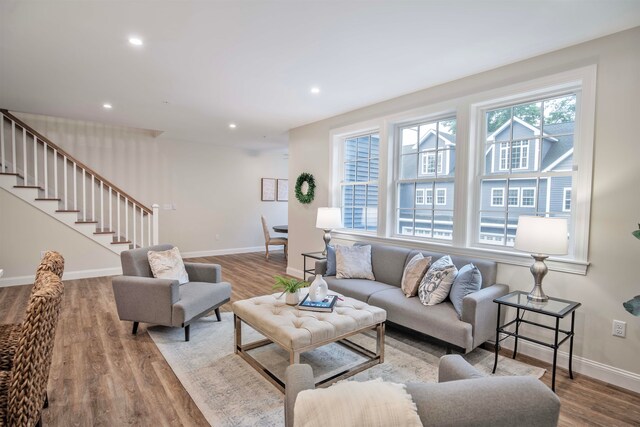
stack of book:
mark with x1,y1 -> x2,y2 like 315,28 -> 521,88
297,294 -> 339,312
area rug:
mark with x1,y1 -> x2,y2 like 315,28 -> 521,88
148,312 -> 545,427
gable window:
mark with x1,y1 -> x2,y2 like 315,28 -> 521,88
491,188 -> 504,207
341,132 -> 379,231
396,117 -> 455,240
563,187 -> 572,212
521,187 -> 536,207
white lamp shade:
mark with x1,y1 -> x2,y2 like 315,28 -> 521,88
316,207 -> 342,229
514,216 -> 568,255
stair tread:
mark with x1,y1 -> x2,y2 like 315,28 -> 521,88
76,221 -> 98,224
56,209 -> 80,213
111,240 -> 132,245
35,198 -> 61,201
0,172 -> 23,178
94,229 -> 115,234
14,185 -> 44,190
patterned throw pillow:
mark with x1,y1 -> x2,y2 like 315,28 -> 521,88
418,255 -> 458,306
147,247 -> 189,285
401,253 -> 432,297
335,245 -> 375,280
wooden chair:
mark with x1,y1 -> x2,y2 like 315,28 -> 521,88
261,216 -> 288,260
0,271 -> 65,426
0,251 -> 64,371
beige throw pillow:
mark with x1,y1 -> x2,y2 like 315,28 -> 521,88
401,253 -> 432,297
418,255 -> 458,306
147,247 -> 189,285
294,378 -> 422,427
335,245 -> 375,280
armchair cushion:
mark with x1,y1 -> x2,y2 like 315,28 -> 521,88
148,247 -> 189,285
171,281 -> 232,326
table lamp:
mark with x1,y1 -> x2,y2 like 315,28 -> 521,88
316,207 -> 342,256
514,216 -> 568,302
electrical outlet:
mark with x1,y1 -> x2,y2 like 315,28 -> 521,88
612,320 -> 626,338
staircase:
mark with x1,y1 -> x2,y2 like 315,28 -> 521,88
0,109 -> 158,254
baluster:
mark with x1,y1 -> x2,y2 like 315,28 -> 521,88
53,149 -> 58,199
82,169 -> 86,220
63,156 -> 68,210
140,207 -> 144,248
73,162 -> 77,211
91,174 -> 95,221
0,113 -> 5,172
100,181 -> 104,229
22,128 -> 27,184
33,135 -> 38,187
109,187 -> 113,232
152,204 -> 159,245
43,143 -> 48,198
11,121 -> 16,174
125,197 -> 129,242
147,212 -> 151,247
117,193 -> 121,241
133,203 -> 137,248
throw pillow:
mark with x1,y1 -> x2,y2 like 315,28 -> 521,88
294,378 -> 422,427
401,253 -> 432,298
325,245 -> 336,276
335,245 -> 375,280
418,255 -> 458,306
147,247 -> 189,285
449,263 -> 482,318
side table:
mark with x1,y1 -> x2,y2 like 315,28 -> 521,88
301,251 -> 326,281
492,291 -> 581,392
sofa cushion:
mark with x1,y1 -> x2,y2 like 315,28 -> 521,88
325,245 -> 336,276
407,249 -> 497,288
369,288 -> 473,350
172,281 -> 231,326
401,254 -> 432,298
449,264 -> 482,318
325,277 -> 396,303
336,245 -> 375,280
356,242 -> 413,287
418,256 -> 458,306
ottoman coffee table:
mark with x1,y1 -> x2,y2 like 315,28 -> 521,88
232,292 -> 386,392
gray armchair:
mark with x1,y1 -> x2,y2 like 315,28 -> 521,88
285,355 -> 560,427
112,244 -> 232,341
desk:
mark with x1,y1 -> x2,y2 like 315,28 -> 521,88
492,291 -> 581,392
301,251 -> 326,280
272,225 -> 288,233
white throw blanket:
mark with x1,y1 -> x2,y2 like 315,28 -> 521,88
294,378 -> 423,427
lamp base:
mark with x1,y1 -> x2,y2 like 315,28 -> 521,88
527,254 -> 550,302
322,229 -> 331,256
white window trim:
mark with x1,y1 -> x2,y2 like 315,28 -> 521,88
435,188 -> 447,205
416,188 -> 425,205
512,140 -> 530,170
425,188 -> 433,205
563,187 -> 572,212
491,187 -> 505,207
520,187 -> 536,207
328,65 -> 595,275
507,187 -> 520,207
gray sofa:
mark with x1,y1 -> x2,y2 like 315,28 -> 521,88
285,355 -> 560,427
112,244 -> 232,341
316,242 -> 509,353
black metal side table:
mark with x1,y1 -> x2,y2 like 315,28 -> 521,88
301,251 -> 326,281
492,291 -> 581,392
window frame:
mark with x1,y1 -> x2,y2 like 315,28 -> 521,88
491,188 -> 505,207
521,187 -> 536,207
435,188 -> 447,206
563,187 -> 572,212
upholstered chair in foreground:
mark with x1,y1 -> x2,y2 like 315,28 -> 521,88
0,251 -> 65,371
112,244 -> 232,341
261,216 -> 288,260
285,354 -> 561,427
0,271 -> 65,427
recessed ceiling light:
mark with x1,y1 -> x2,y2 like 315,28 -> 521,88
103,103 -> 112,109
310,87 -> 320,94
229,123 -> 237,129
128,37 -> 143,46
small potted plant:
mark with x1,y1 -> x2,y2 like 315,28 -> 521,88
273,275 -> 309,305
624,224 -> 640,316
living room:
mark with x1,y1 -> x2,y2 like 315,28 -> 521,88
1,1 -> 639,426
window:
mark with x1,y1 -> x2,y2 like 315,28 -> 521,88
396,117 -> 455,240
341,132 -> 379,231
479,92 -> 576,248
491,188 -> 504,207
563,187 -> 572,212
521,187 -> 536,207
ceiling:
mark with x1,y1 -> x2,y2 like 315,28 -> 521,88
1,1 -> 639,150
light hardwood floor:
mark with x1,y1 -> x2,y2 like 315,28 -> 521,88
1,251 -> 638,426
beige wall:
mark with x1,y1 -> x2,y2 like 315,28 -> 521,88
1,113 -> 288,280
288,28 -> 640,382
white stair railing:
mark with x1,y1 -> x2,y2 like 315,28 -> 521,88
0,109 -> 159,248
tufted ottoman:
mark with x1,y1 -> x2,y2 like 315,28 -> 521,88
232,292 -> 386,392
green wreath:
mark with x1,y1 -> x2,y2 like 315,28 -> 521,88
295,172 -> 316,204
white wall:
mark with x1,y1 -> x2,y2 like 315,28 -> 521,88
0,113 -> 288,281
288,27 -> 640,388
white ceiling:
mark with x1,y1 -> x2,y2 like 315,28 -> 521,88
1,1 -> 639,150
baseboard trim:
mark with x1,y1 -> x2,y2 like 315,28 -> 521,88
0,266 -> 122,287
181,246 -> 265,258
501,337 -> 640,394
286,267 -> 304,279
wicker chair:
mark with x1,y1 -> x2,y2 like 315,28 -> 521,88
0,271 -> 64,427
0,251 -> 64,371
